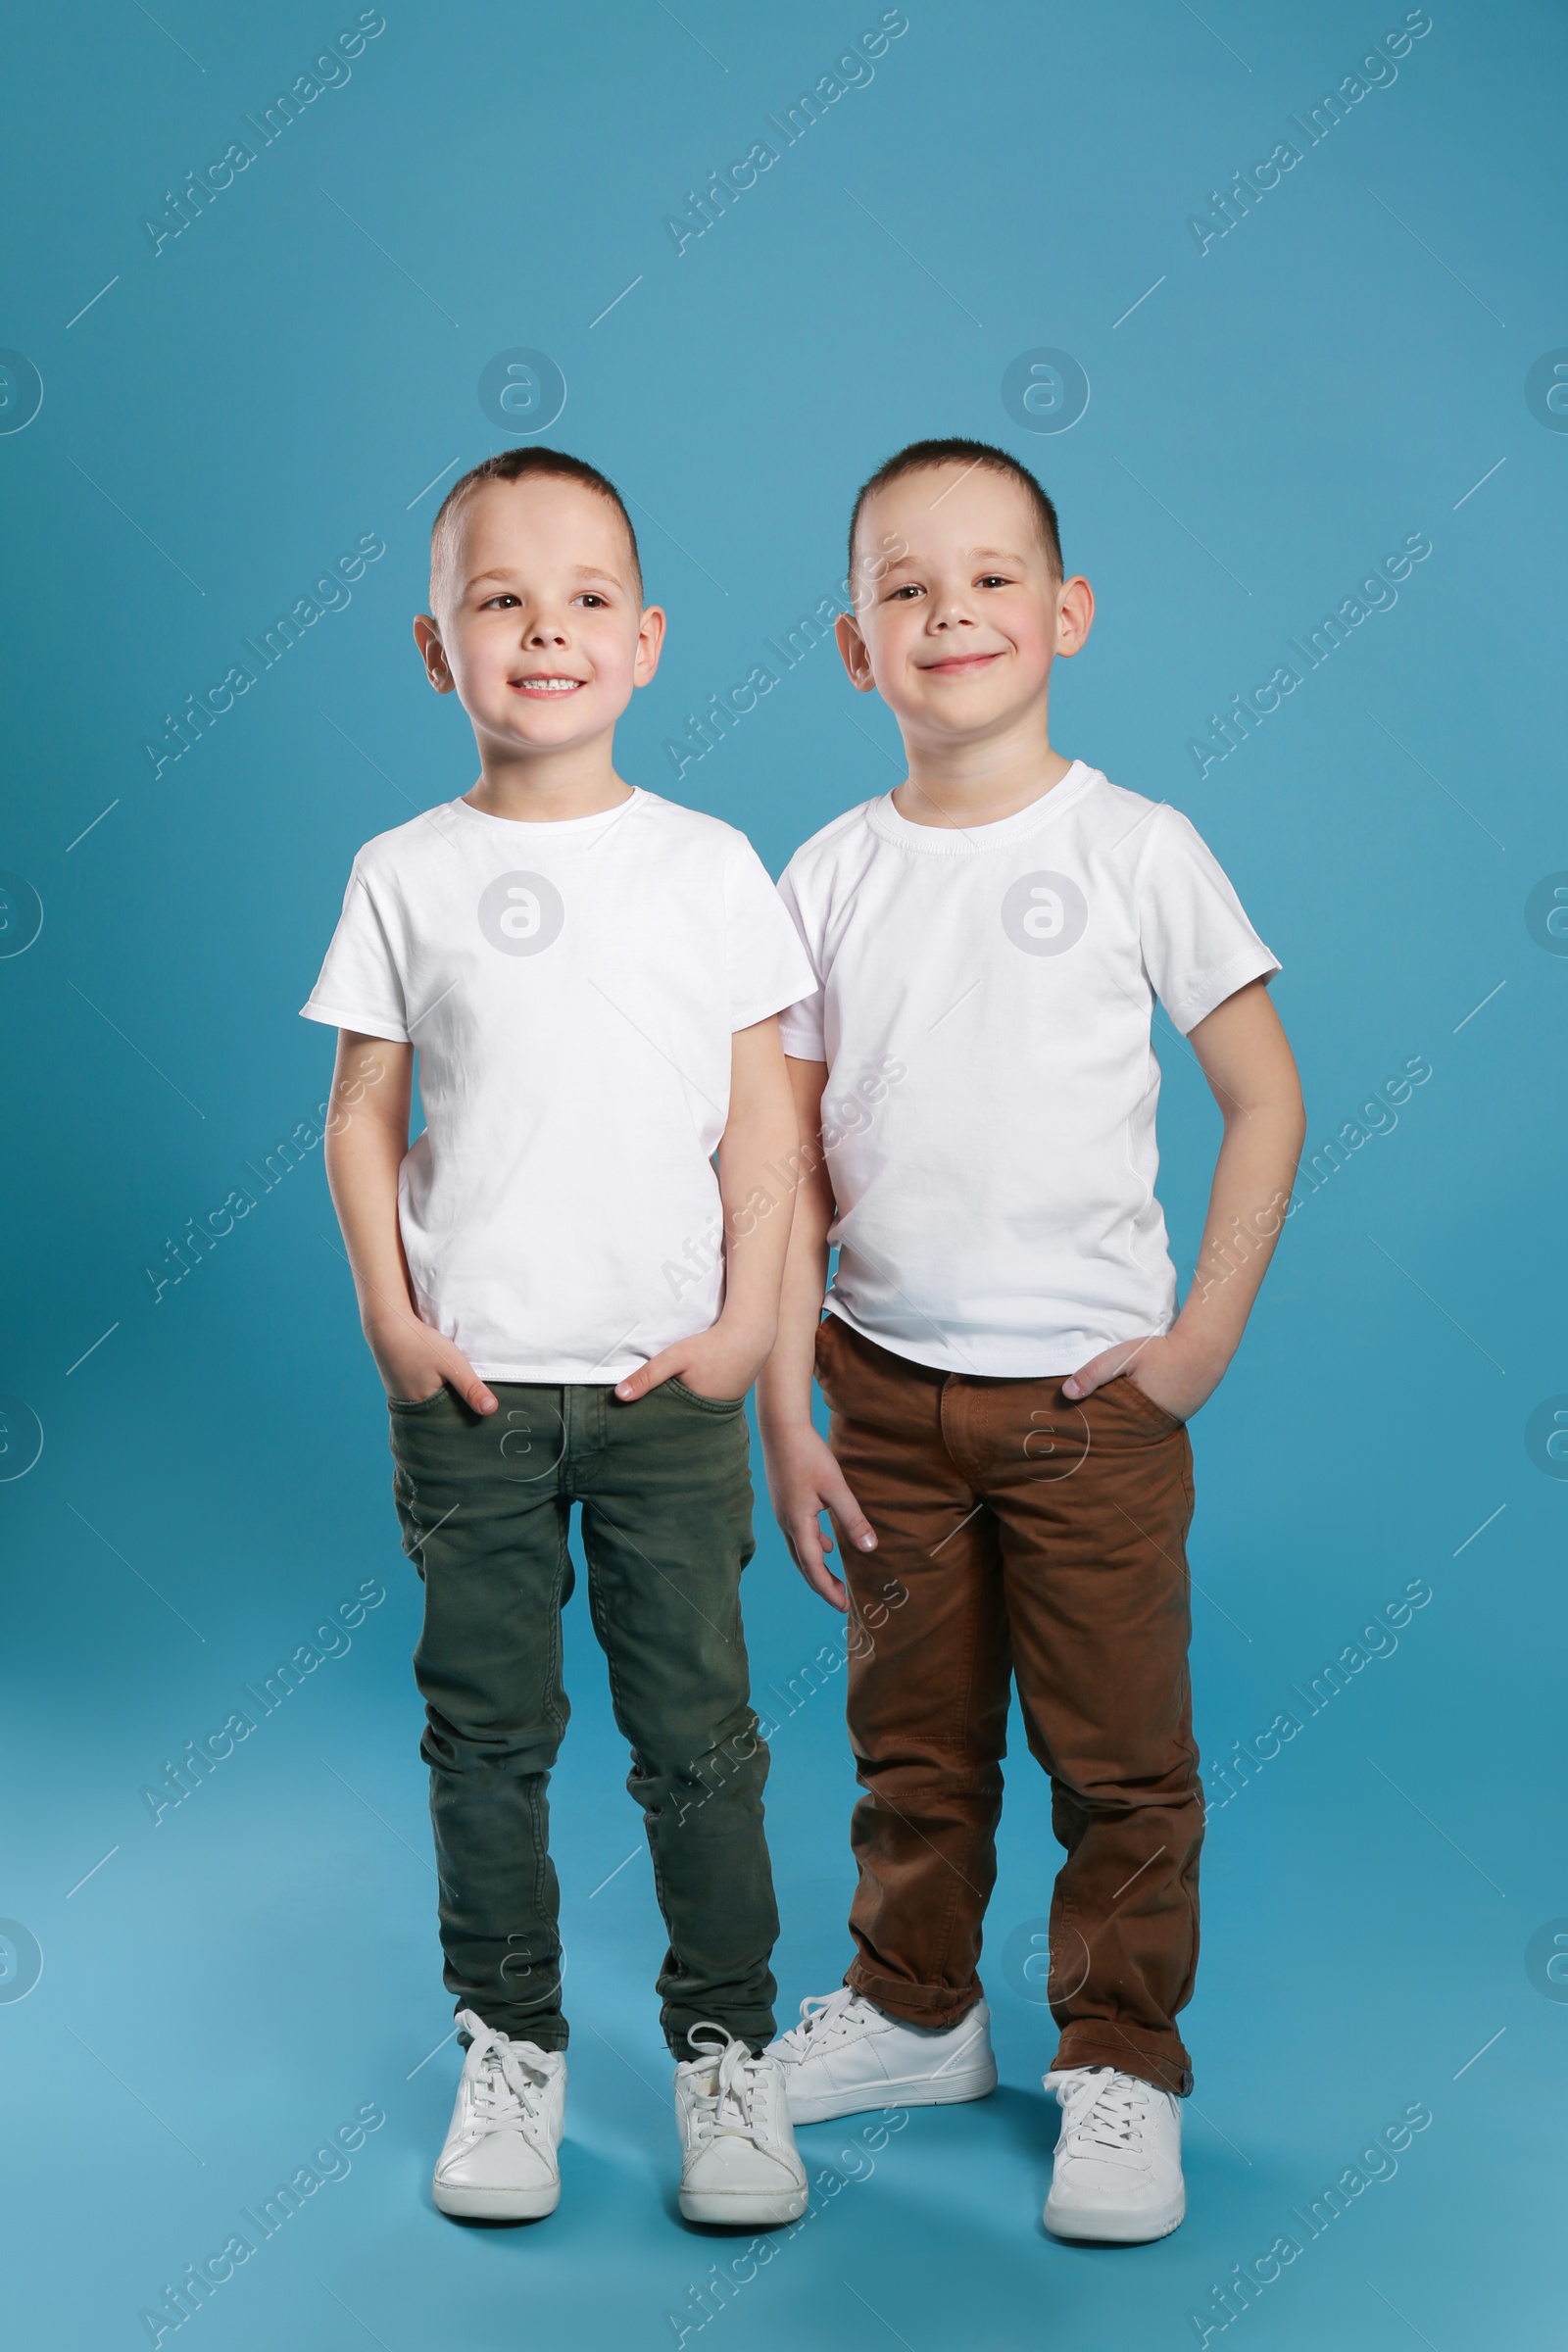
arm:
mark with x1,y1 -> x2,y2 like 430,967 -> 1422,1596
322,1028 -> 496,1413
613,1014 -> 801,1405
1065,977 -> 1306,1418
754,1055 -> 878,1611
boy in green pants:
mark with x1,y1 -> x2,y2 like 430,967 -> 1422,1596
306,447 -> 812,2227
760,438 -> 1305,2242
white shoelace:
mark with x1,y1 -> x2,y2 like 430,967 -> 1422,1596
684,2025 -> 775,2147
1047,2068 -> 1152,2159
772,1986 -> 866,2060
458,2011 -> 553,2142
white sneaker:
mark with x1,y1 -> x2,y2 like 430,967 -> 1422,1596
674,2025 -> 808,2226
767,1987 -> 998,2125
1041,2066 -> 1185,2242
431,2009 -> 566,2221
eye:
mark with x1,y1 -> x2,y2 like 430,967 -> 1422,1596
887,582 -> 924,601
977,573 -> 1011,589
574,592 -> 610,608
481,594 -> 520,610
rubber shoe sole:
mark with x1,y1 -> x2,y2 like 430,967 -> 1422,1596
678,2179 -> 808,2227
1043,2184 -> 1185,2244
432,2175 -> 561,2222
786,2048 -> 998,2127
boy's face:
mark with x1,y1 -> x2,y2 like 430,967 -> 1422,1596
415,476 -> 663,753
838,464 -> 1091,748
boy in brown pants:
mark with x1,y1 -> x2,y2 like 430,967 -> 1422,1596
759,438 -> 1304,2242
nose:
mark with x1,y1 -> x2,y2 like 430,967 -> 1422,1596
525,612 -> 569,646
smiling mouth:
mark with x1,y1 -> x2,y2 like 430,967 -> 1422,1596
511,675 -> 586,695
919,652 -> 1003,676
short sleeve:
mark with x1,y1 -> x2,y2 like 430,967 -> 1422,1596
299,861 -> 411,1042
725,836 -> 817,1032
774,861 -> 826,1060
1137,808 -> 1280,1036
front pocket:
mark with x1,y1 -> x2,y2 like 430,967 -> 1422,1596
665,1376 -> 748,1414
1113,1374 -> 1184,1432
387,1384 -> 448,1413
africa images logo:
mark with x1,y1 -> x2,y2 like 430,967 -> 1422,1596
477,871 -> 565,956
1001,871 -> 1089,956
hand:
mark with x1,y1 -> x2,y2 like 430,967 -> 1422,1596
1062,1331 -> 1222,1424
365,1308 -> 497,1415
612,1313 -> 774,1409
760,1420 -> 876,1612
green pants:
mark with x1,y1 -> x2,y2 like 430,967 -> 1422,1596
387,1377 -> 779,2056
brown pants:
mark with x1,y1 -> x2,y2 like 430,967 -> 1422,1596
816,1313 -> 1201,2096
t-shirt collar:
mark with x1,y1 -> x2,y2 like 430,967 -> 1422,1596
865,760 -> 1097,855
445,786 -> 648,839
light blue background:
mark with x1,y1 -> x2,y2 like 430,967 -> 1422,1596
2,3 -> 1563,2346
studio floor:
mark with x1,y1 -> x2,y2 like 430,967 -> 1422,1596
3,1342 -> 1558,2351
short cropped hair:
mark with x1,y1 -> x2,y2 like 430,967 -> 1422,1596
429,446 -> 643,609
847,436 -> 1063,586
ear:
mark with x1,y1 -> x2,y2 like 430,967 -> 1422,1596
413,613 -> 455,693
835,609 -> 875,693
1054,574 -> 1095,660
632,603 -> 667,687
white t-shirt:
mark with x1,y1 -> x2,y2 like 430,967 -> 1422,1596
302,789 -> 814,1382
776,761 -> 1280,1377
